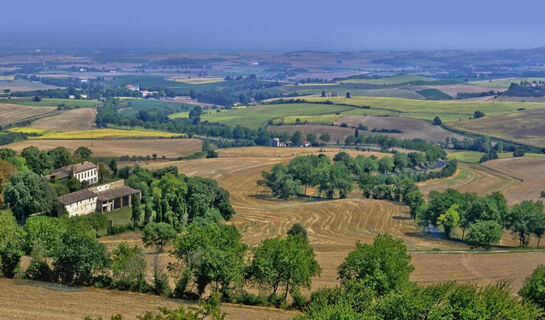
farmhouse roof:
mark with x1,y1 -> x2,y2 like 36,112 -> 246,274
52,161 -> 97,175
97,185 -> 139,202
58,189 -> 97,205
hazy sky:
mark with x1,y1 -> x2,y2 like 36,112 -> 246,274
2,0 -> 544,51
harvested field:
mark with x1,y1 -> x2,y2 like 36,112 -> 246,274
483,157 -> 545,205
28,108 -> 97,131
269,125 -> 353,143
0,279 -> 297,320
0,79 -> 61,92
333,115 -> 466,142
142,147 -> 544,291
30,128 -> 184,140
417,163 -> 520,201
0,103 -> 57,126
415,84 -> 500,98
6,138 -> 202,158
447,108 -> 545,148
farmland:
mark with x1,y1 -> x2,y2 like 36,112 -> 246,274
447,108 -> 545,147
305,96 -> 545,122
142,146 -> 545,292
0,103 -> 57,126
470,77 -> 545,89
173,77 -> 225,84
27,108 -> 97,131
6,138 -> 202,158
201,103 -> 355,129
28,128 -> 185,139
0,98 -> 99,108
0,279 -> 295,320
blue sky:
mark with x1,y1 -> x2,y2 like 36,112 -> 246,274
2,0 -> 544,51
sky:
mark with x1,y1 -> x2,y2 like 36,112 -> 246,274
1,0 -> 544,52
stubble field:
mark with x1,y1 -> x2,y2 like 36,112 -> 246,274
0,104 -> 57,126
28,108 -> 97,131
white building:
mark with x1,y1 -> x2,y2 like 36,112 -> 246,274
48,161 -> 98,185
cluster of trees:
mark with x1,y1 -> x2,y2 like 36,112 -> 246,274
258,154 -> 353,199
343,135 -> 446,161
418,189 -> 545,249
297,233 -> 545,319
504,81 -> 545,97
123,165 -> 234,232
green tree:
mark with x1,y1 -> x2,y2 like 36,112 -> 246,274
175,224 -> 247,297
109,159 -> 118,177
47,146 -> 72,169
464,220 -> 502,250
519,265 -> 545,309
142,222 -> 176,253
111,242 -> 148,291
378,157 -> 395,173
432,116 -> 442,125
338,234 -> 414,295
248,234 -> 320,300
73,146 -> 93,161
52,233 -> 110,285
258,164 -> 301,199
318,163 -> 353,199
319,132 -> 331,143
3,171 -> 57,222
291,131 -> 303,145
21,146 -> 52,174
393,153 -> 410,171
507,200 -> 544,247
0,210 -> 25,278
437,204 -> 460,239
287,223 -> 308,240
131,195 -> 142,229
404,191 -> 424,218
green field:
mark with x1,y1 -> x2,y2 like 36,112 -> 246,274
305,96 -> 545,122
416,88 -> 452,100
470,77 -> 545,89
339,74 -> 434,85
0,98 -> 100,108
272,114 -> 340,125
447,151 -> 485,163
201,103 -> 355,129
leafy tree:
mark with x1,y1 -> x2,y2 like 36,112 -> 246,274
378,157 -> 395,173
258,164 -> 301,199
319,132 -> 331,142
175,224 -> 247,297
291,131 -> 303,145
519,265 -> 545,309
47,146 -> 72,169
21,146 -> 52,174
437,204 -> 460,239
404,191 -> 424,218
111,242 -> 149,291
248,233 -> 320,300
67,176 -> 82,192
338,234 -> 414,295
393,153 -> 410,171
318,163 -> 353,199
0,210 -> 25,278
52,233 -> 110,285
432,116 -> 442,125
464,220 -> 502,250
73,146 -> 93,161
143,197 -> 153,226
3,171 -> 57,222
306,133 -> 317,145
513,149 -> 526,157
131,195 -> 142,229
507,200 -> 544,247
474,110 -> 485,118
109,159 -> 118,176
23,216 -> 67,255
142,222 -> 176,253
287,223 -> 308,240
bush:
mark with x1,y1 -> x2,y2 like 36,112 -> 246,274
519,265 -> 545,309
513,149 -> 526,157
234,292 -> 269,306
267,293 -> 286,308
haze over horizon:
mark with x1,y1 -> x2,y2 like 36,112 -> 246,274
2,0 -> 545,52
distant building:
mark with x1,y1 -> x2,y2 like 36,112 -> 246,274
57,179 -> 140,217
80,94 -> 88,99
47,161 -> 98,185
68,95 -> 75,99
126,84 -> 139,91
301,140 -> 311,147
269,137 -> 285,147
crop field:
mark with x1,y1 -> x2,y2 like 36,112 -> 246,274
28,128 -> 185,140
201,103 -> 355,129
470,77 -> 545,89
305,96 -> 545,122
0,79 -> 61,92
172,77 -> 225,84
272,114 -> 340,125
447,108 -> 545,148
0,98 -> 99,108
25,108 -> 97,131
0,279 -> 296,320
141,147 -> 544,292
416,88 -> 452,100
6,138 -> 202,158
419,84 -> 500,97
417,162 -> 520,201
0,103 -> 57,126
447,151 -> 485,163
168,111 -> 189,119
333,115 -> 466,142
483,157 -> 545,205
339,74 -> 434,85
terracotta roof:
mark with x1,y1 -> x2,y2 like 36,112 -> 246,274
51,161 -> 96,176
58,189 -> 97,205
97,185 -> 139,202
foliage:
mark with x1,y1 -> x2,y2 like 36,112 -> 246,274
437,204 -> 460,239
465,220 -> 503,250
506,200 -> 545,247
519,265 -> 545,309
0,210 -> 25,278
258,164 -> 301,199
142,222 -> 176,252
111,242 -> 150,292
174,224 -> 247,297
337,234 -> 414,295
3,171 -> 57,222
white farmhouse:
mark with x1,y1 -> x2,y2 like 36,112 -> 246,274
48,161 -> 98,185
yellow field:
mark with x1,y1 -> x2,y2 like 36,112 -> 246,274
168,111 -> 189,119
305,96 -> 545,122
8,127 -> 54,135
28,128 -> 186,140
0,75 -> 15,80
172,77 -> 225,84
